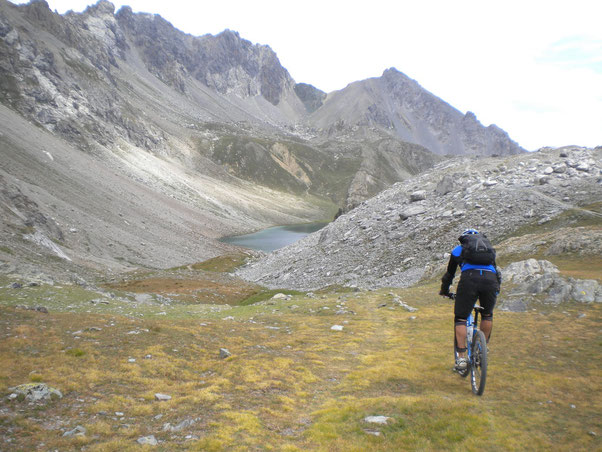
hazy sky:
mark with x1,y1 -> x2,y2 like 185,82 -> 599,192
8,0 -> 602,150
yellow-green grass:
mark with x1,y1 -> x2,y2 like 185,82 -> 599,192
173,253 -> 252,273
0,280 -> 600,451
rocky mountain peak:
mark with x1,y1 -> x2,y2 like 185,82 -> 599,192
308,65 -> 524,156
114,9 -> 295,105
83,0 -> 115,16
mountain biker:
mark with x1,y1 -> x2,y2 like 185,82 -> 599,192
439,229 -> 501,371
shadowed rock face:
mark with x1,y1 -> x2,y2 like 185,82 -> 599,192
294,83 -> 326,113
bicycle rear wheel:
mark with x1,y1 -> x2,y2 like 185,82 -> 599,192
471,330 -> 487,395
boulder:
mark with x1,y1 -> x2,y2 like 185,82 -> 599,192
8,383 -> 62,402
435,175 -> 454,195
503,259 -> 559,284
570,279 -> 600,303
398,205 -> 426,220
137,435 -> 158,446
409,190 -> 426,202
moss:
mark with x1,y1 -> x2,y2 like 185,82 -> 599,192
239,288 -> 304,306
65,348 -> 86,357
175,253 -> 251,273
0,246 -> 13,255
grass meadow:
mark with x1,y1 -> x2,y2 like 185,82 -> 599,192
0,260 -> 600,451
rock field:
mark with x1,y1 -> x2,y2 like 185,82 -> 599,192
237,146 -> 602,290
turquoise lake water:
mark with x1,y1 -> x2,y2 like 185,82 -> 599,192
220,222 -> 328,252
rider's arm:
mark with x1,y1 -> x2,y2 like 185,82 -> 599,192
440,251 -> 460,295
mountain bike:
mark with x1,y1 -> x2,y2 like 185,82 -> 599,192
448,293 -> 488,396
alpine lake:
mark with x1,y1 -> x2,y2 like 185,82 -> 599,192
220,222 -> 328,252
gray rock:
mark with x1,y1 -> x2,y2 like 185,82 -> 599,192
504,259 -> 559,284
499,298 -> 529,312
137,435 -> 158,446
8,383 -> 63,402
219,348 -> 231,359
435,175 -> 454,195
410,190 -> 426,202
163,418 -> 197,432
364,415 -> 391,424
571,280 -> 599,303
545,279 -> 573,304
63,425 -> 86,437
154,393 -> 172,401
399,204 -> 426,220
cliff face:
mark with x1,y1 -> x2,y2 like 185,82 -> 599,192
115,7 -> 297,107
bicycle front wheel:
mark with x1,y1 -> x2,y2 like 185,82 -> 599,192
471,330 -> 487,395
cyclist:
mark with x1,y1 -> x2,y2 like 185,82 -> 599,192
439,229 -> 501,371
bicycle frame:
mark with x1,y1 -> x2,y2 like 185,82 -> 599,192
465,308 -> 480,362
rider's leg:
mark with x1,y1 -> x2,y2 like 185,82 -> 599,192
480,318 -> 492,342
455,323 -> 467,357
479,272 -> 498,343
455,271 -> 478,359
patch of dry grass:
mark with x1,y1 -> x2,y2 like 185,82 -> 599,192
0,278 -> 600,450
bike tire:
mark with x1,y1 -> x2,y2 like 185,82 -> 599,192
471,330 -> 487,395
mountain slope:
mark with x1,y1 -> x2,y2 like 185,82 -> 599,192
309,68 -> 524,156
237,146 -> 602,290
0,0 -> 527,278
0,104 -> 332,279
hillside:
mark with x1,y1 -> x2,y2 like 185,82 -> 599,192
237,146 -> 602,290
0,0 -> 527,280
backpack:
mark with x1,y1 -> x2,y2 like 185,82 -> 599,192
460,234 -> 496,265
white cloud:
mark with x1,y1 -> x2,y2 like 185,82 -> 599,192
7,0 -> 602,149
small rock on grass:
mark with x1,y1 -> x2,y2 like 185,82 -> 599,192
154,393 -> 171,401
63,425 -> 86,437
364,415 -> 391,425
219,348 -> 232,359
137,435 -> 158,445
8,383 -> 62,402
330,325 -> 344,331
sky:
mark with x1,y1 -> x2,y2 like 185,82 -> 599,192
8,0 -> 602,150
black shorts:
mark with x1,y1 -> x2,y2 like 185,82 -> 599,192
454,269 -> 499,320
